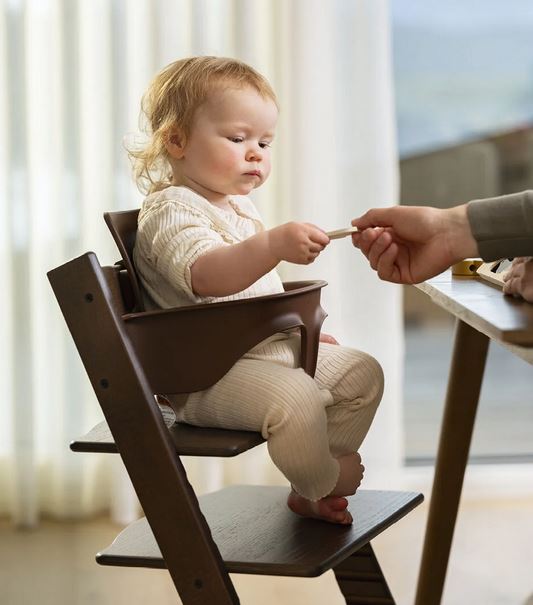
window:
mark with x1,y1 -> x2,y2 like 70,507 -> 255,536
392,0 -> 533,464
392,0 -> 533,156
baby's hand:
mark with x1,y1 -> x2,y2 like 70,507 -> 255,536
267,222 -> 330,265
320,332 -> 339,345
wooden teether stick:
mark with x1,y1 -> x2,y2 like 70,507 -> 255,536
326,226 -> 359,240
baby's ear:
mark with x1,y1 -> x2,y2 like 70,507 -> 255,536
165,129 -> 186,159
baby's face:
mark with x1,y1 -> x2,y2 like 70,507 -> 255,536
176,86 -> 278,204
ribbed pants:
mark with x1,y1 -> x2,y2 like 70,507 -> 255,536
175,334 -> 384,501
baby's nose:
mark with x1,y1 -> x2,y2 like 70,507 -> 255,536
246,146 -> 262,161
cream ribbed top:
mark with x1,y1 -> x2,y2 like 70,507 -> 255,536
133,186 -> 285,309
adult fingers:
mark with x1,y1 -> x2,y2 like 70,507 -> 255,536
503,262 -> 525,283
367,231 -> 394,270
376,242 -> 400,282
351,231 -> 362,248
354,227 -> 384,258
524,259 -> 533,280
503,276 -> 523,298
352,230 -> 379,250
351,208 -> 394,230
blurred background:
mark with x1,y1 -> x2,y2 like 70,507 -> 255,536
1,1 -> 532,604
394,0 -> 533,468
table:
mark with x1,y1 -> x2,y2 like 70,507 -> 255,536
413,271 -> 533,605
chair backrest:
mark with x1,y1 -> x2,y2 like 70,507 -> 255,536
104,209 -> 144,311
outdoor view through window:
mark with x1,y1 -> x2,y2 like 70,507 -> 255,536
392,0 -> 533,464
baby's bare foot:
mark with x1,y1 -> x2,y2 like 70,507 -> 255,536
287,490 -> 353,525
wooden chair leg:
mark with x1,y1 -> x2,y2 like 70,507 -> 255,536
414,320 -> 489,605
333,543 -> 395,605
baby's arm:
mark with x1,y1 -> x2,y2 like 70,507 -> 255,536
191,222 -> 329,297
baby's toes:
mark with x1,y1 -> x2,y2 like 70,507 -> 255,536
325,496 -> 349,511
336,509 -> 353,525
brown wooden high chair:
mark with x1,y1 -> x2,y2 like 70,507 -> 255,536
47,209 -> 423,605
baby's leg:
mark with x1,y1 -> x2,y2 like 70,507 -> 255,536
175,355 -> 352,523
288,340 -> 384,522
314,342 -> 384,457
283,342 -> 383,524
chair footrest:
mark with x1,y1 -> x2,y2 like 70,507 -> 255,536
96,486 -> 423,577
70,420 -> 265,457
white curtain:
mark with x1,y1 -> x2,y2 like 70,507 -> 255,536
0,0 -> 401,526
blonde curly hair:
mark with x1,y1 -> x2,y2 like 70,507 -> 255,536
127,56 -> 278,195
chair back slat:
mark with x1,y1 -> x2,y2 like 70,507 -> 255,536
104,209 -> 144,311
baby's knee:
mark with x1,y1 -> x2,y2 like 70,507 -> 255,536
345,350 -> 384,410
365,353 -> 384,405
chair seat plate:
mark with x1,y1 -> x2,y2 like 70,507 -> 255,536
70,420 -> 265,457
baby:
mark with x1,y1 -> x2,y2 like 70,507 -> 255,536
130,56 -> 384,524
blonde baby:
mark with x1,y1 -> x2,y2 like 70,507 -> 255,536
130,56 -> 384,525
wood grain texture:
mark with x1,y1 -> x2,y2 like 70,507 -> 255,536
70,420 -> 265,456
333,543 -> 395,604
96,486 -> 423,578
415,271 -> 533,360
49,254 -> 241,605
414,321 -> 489,605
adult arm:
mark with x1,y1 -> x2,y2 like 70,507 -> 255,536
467,190 -> 533,260
351,190 -> 533,284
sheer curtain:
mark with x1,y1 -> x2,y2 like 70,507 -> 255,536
0,0 -> 401,526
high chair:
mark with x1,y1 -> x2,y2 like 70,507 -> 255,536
47,209 -> 423,605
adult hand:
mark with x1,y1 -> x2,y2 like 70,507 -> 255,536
350,205 -> 478,284
503,257 -> 533,302
268,222 -> 330,265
